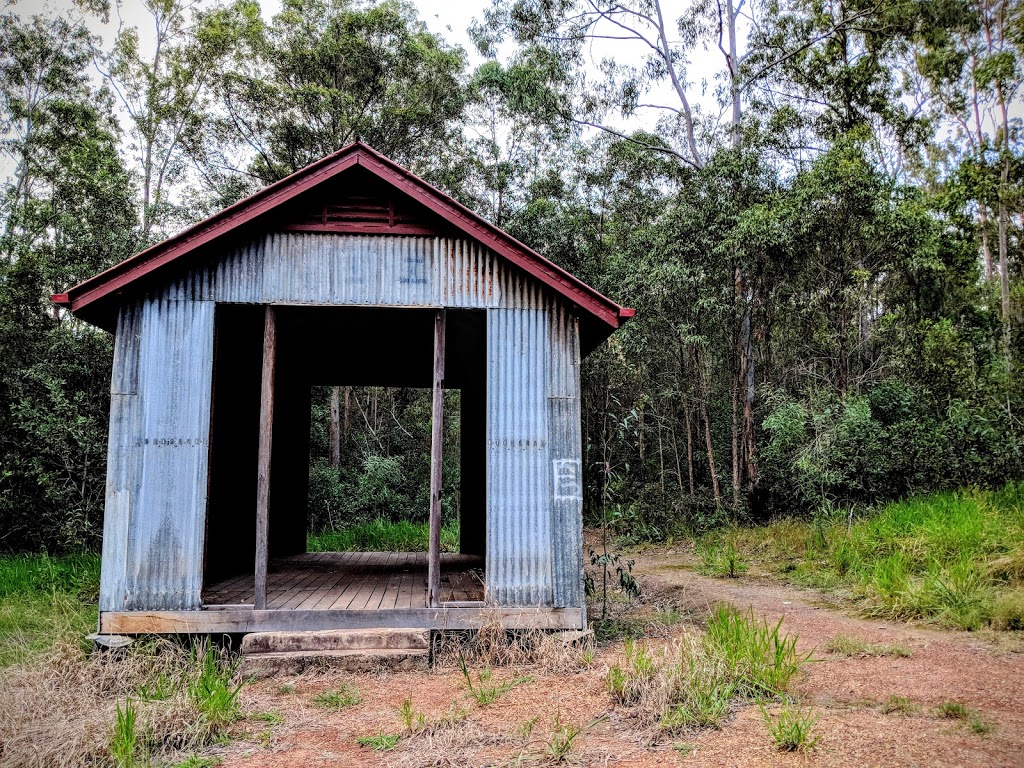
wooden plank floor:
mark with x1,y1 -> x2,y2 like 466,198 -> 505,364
203,552 -> 484,609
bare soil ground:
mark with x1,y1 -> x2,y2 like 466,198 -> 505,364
210,545 -> 1024,768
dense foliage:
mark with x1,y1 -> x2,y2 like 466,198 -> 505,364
0,0 -> 1021,552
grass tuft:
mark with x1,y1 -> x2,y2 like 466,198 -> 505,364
313,683 -> 362,710
823,633 -> 912,658
607,606 -> 810,734
696,536 -> 749,579
761,703 -> 820,752
935,700 -> 971,720
356,732 -> 401,751
458,657 -> 531,706
879,695 -> 918,715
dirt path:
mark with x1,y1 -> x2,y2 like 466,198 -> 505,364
212,548 -> 1024,768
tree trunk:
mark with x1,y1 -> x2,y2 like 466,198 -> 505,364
684,405 -> 695,496
703,399 -> 721,505
330,386 -> 341,467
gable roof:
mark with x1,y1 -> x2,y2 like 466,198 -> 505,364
53,142 -> 634,341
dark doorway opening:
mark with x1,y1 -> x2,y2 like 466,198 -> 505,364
201,305 -> 486,608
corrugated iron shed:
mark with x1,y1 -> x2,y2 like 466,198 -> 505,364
56,142 -> 632,635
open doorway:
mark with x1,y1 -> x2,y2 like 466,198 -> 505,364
201,305 -> 487,611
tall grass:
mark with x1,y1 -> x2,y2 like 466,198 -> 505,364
308,518 -> 460,552
606,605 -> 810,734
724,482 -> 1024,630
0,553 -> 100,667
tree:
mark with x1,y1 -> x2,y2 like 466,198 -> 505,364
0,13 -> 138,551
207,0 -> 468,186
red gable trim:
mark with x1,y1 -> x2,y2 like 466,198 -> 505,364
57,143 -> 631,330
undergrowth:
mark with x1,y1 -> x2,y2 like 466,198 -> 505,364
717,483 -> 1024,631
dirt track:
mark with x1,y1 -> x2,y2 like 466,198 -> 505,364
214,547 -> 1024,767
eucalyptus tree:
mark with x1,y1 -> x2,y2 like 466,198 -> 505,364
0,13 -> 138,551
206,0 -> 468,186
98,0 -> 251,241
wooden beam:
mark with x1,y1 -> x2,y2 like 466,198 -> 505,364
255,305 -> 277,610
427,309 -> 446,608
99,607 -> 585,634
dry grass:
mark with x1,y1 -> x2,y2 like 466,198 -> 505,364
432,613 -> 594,674
0,637 -> 242,768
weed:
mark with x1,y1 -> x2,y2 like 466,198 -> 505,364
398,697 -> 427,733
722,484 -> 1024,632
110,700 -> 139,768
696,537 -> 749,579
248,711 -> 283,725
137,672 -> 177,701
276,683 -> 295,694
539,713 -> 603,763
356,733 -> 401,751
969,715 -> 994,735
313,683 -> 362,710
517,715 -> 540,739
169,757 -> 221,768
704,605 -> 812,699
658,673 -> 734,731
824,634 -> 912,658
673,742 -> 696,756
761,703 -> 819,752
879,695 -> 918,715
458,657 -> 530,705
608,610 -> 808,735
935,701 -> 971,720
188,646 -> 244,730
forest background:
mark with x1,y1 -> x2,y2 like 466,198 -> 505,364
1,0 -> 1022,553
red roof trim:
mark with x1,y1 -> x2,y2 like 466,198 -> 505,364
58,142 -> 632,330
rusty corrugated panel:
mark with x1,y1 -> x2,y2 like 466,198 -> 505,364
547,301 -> 585,613
485,284 -> 554,606
122,297 -> 215,610
99,301 -> 143,612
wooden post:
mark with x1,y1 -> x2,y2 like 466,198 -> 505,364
255,305 -> 277,611
427,309 -> 446,607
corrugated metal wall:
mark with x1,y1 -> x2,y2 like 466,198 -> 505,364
485,284 -> 553,605
547,303 -> 585,610
102,234 -> 585,613
162,234 -> 502,308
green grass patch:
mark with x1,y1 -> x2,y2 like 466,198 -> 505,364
606,605 -> 811,734
695,536 -> 749,578
313,683 -> 362,709
879,695 -> 918,715
0,552 -> 100,667
308,518 -> 459,552
717,483 -> 1024,631
823,633 -> 912,658
458,659 -> 531,706
356,733 -> 401,751
761,703 -> 819,752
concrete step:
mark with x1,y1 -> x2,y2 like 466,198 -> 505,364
241,628 -> 430,655
241,648 -> 429,678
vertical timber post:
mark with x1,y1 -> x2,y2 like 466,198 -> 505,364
428,309 -> 446,607
255,305 -> 277,611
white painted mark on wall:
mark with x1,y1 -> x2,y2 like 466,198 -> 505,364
553,459 -> 582,501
